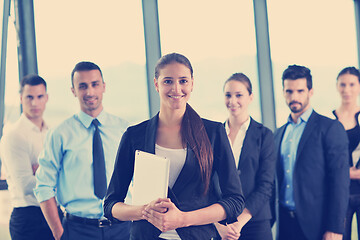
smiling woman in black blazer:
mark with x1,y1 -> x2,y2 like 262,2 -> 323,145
215,73 -> 276,240
103,53 -> 245,240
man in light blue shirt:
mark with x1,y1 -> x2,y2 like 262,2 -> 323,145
34,61 -> 130,240
274,65 -> 349,240
279,106 -> 312,211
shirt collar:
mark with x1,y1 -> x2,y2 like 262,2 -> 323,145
19,113 -> 48,132
225,116 -> 251,135
287,107 -> 313,124
77,110 -> 106,128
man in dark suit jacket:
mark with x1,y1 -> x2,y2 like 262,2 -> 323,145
274,65 -> 349,240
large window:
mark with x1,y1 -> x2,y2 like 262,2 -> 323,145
34,0 -> 148,126
0,2 -> 18,240
158,0 -> 261,123
2,0 -> 20,129
268,0 -> 358,126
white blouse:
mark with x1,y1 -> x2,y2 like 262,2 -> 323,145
155,144 -> 187,240
225,117 -> 251,168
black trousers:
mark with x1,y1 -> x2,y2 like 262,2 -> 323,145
9,206 -> 55,240
344,194 -> 360,240
61,216 -> 131,240
278,206 -> 308,240
213,220 -> 273,240
240,220 -> 273,240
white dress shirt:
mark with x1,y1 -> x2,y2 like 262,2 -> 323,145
225,117 -> 251,168
0,114 -> 48,207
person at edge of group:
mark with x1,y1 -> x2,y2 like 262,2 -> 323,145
0,74 -> 62,240
332,66 -> 360,240
33,61 -> 130,240
103,53 -> 245,240
274,64 -> 349,240
214,73 -> 276,240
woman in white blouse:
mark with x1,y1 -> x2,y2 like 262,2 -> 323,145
215,73 -> 276,240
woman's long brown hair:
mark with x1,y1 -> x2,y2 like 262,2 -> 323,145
181,103 -> 213,194
155,53 -> 213,194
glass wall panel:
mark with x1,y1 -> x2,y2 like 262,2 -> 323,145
2,0 -> 21,129
34,0 -> 148,126
268,0 -> 358,126
0,1 -> 18,239
158,0 -> 260,123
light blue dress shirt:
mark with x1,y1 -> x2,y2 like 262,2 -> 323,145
34,110 -> 128,218
280,107 -> 313,210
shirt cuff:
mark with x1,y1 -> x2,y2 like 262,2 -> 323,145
33,187 -> 56,203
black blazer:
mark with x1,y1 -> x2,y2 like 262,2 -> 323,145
235,118 -> 276,221
274,111 -> 349,240
104,114 -> 245,240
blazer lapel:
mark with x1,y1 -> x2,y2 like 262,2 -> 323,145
275,124 -> 287,182
171,145 -> 197,196
295,111 -> 318,162
238,119 -> 259,170
143,113 -> 159,154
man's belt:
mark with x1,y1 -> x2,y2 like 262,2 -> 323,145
65,213 -> 117,228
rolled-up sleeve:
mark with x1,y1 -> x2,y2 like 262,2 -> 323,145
213,124 -> 245,223
1,132 -> 36,196
34,129 -> 63,203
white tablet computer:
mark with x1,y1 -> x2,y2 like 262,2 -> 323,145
131,150 -> 170,205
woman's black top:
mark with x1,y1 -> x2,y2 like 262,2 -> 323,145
333,110 -> 360,194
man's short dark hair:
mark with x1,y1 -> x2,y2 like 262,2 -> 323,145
71,61 -> 103,87
282,64 -> 312,90
20,74 -> 47,94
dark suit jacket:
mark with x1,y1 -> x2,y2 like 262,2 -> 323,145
104,114 -> 245,240
274,111 -> 349,240
237,118 -> 276,221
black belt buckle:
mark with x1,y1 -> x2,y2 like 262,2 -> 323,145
98,219 -> 112,228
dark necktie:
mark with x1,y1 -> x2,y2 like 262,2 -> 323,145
92,119 -> 107,199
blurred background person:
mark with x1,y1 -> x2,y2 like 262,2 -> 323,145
0,74 -> 59,240
214,73 -> 276,240
333,66 -> 360,240
274,65 -> 349,240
